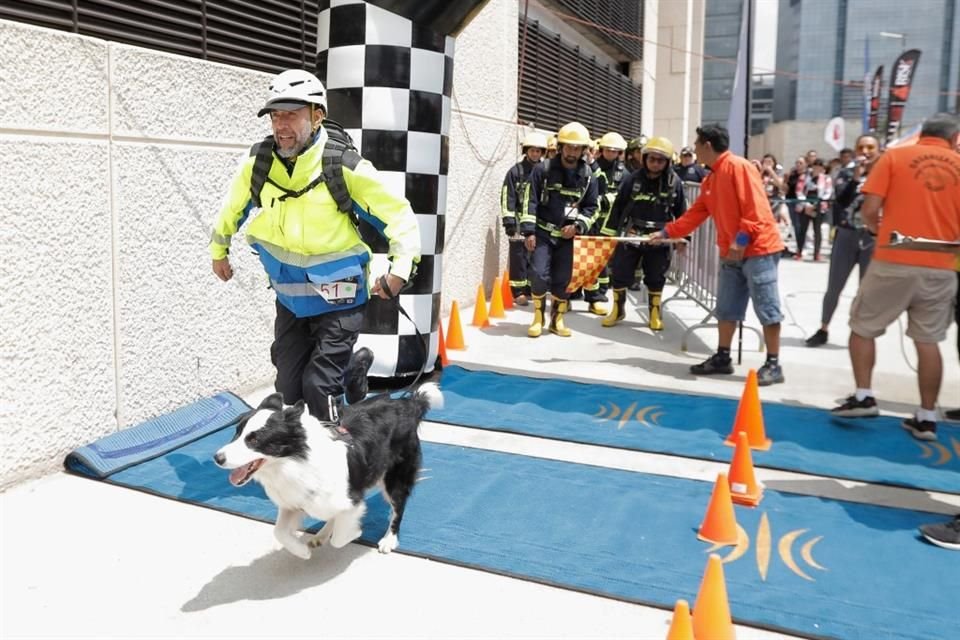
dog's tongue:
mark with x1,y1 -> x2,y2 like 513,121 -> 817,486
229,460 -> 261,486
229,466 -> 249,486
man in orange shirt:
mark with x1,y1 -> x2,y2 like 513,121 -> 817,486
650,125 -> 786,385
830,113 -> 960,443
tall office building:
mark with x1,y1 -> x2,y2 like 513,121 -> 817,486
774,0 -> 960,126
702,0 -> 746,125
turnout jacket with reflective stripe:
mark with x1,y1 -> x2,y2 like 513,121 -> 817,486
209,126 -> 420,317
500,159 -> 537,227
520,158 -> 598,238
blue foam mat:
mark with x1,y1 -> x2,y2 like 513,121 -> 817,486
66,405 -> 959,640
64,392 -> 251,477
428,366 -> 960,494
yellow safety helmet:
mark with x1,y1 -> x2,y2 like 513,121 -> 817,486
546,134 -> 558,151
557,121 -> 591,146
642,136 -> 675,160
598,132 -> 628,151
521,132 -> 549,150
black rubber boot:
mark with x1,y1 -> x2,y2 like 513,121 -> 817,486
344,347 -> 374,404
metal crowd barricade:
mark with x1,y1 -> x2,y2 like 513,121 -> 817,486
662,181 -> 763,352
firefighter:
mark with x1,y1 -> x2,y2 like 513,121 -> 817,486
582,131 -> 629,314
601,136 -> 686,330
624,134 -> 648,172
546,134 -> 558,160
521,121 -> 599,337
500,131 -> 547,305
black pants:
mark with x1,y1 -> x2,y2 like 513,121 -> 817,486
271,300 -> 364,420
529,235 -> 573,299
820,226 -> 874,325
796,212 -> 825,257
609,243 -> 671,291
508,237 -> 530,298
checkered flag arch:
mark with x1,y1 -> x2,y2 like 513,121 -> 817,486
317,0 -> 453,379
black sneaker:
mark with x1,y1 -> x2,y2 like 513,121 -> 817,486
690,353 -> 734,375
756,362 -> 785,386
805,329 -> 828,347
919,515 -> 960,550
901,416 -> 937,441
943,408 -> 960,423
830,395 -> 879,418
344,347 -> 374,404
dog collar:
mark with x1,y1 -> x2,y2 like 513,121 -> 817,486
327,422 -> 353,444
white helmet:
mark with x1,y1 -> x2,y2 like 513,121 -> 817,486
257,69 -> 327,117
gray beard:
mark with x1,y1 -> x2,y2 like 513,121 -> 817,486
275,121 -> 313,158
276,142 -> 305,159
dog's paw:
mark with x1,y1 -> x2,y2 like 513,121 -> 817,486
307,523 -> 334,549
377,532 -> 399,554
281,540 -> 312,559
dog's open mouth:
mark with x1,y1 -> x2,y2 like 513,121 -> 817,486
228,459 -> 265,486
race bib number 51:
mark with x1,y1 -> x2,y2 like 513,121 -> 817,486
315,281 -> 358,303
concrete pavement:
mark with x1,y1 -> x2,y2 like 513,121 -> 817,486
3,256 -> 958,640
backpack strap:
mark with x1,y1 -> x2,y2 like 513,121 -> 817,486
249,135 -> 276,209
247,122 -> 362,224
321,139 -> 353,213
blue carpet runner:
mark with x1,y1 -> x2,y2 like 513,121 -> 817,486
65,393 -> 959,640
427,365 -> 960,494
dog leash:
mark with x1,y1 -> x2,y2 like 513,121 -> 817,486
377,274 -> 429,398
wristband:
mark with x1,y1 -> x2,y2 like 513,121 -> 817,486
735,231 -> 750,247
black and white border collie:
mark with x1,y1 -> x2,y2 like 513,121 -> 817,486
214,382 -> 442,559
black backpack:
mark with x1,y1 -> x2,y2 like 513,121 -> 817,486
248,119 -> 359,225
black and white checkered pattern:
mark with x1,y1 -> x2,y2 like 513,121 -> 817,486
317,0 -> 452,379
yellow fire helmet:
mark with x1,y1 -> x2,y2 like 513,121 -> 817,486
598,132 -> 628,151
642,136 -> 675,160
546,134 -> 558,151
521,132 -> 549,150
557,121 -> 591,146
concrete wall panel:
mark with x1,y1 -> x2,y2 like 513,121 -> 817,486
111,144 -> 275,426
109,44 -> 269,143
0,138 -> 114,483
0,21 -> 108,133
444,0 -> 518,313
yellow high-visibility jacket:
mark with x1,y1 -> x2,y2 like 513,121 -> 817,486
209,126 -> 420,317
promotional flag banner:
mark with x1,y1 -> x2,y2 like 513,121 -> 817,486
885,49 -> 922,144
861,36 -> 871,132
725,0 -> 750,156
824,117 -> 845,152
868,65 -> 883,133
567,236 -> 619,293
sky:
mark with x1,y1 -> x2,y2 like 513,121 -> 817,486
752,0 -> 778,74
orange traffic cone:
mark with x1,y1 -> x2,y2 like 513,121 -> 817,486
446,301 -> 466,350
437,323 -> 450,366
724,369 -> 772,450
692,554 -> 735,640
729,431 -> 763,507
489,276 -> 506,318
471,284 -> 490,327
666,599 -> 694,640
698,473 -> 739,546
501,269 -> 514,310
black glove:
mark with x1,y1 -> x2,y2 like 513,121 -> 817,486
504,222 -> 517,237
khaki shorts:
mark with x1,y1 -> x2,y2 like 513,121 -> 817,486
849,260 -> 959,343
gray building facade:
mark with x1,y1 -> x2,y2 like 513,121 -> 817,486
702,0 -> 746,125
774,0 -> 960,127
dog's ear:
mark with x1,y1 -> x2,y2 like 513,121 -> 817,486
259,392 -> 284,412
283,399 -> 307,422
